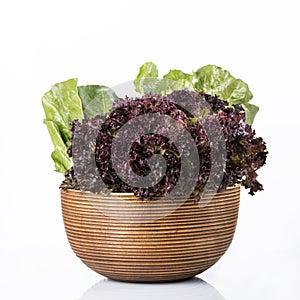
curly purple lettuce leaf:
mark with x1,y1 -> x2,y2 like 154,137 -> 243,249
61,90 -> 268,199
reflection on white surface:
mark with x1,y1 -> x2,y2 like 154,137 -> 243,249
79,277 -> 225,300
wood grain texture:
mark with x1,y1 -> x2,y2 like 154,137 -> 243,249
61,186 -> 240,282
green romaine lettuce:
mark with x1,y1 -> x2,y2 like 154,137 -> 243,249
243,103 -> 259,125
43,120 -> 71,172
134,62 -> 159,94
78,85 -> 117,118
192,64 -> 253,104
163,69 -> 193,89
42,78 -> 84,173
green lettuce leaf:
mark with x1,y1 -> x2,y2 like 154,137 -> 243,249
78,85 -> 117,118
42,78 -> 84,173
43,120 -> 71,172
193,65 -> 253,103
134,62 -> 159,94
163,69 -> 193,89
192,65 -> 255,124
242,103 -> 259,125
51,148 -> 71,174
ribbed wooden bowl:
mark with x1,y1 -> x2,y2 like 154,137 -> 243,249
61,185 -> 240,282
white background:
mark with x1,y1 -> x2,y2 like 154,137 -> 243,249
0,0 -> 299,299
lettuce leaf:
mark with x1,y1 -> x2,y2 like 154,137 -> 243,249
134,62 -> 159,94
163,69 -> 193,89
243,103 -> 259,125
192,65 -> 253,104
192,65 -> 256,124
78,85 -> 117,118
43,120 -> 71,172
42,78 -> 84,173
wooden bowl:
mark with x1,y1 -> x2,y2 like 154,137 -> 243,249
61,185 -> 240,282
